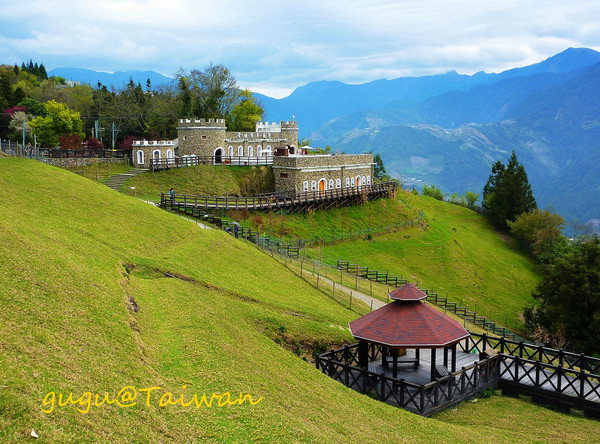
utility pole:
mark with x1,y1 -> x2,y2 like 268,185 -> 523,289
22,121 -> 26,155
112,122 -> 116,149
95,120 -> 100,143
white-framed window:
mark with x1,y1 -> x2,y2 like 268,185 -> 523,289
329,179 -> 334,189
367,176 -> 371,184
345,178 -> 350,187
152,150 -> 161,161
257,145 -> 262,156
351,177 -> 356,186
136,150 -> 144,165
303,181 -> 309,192
238,146 -> 244,156
228,146 -> 234,157
311,180 -> 317,191
265,145 -> 272,156
248,146 -> 253,157
166,149 -> 174,164
336,179 -> 341,188
361,176 -> 366,185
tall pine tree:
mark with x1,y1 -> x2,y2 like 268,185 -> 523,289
483,151 -> 536,229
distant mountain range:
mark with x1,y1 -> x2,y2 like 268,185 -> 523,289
50,50 -> 600,230
260,48 -> 600,231
48,67 -> 174,90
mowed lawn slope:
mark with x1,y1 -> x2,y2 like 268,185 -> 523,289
308,192 -> 541,329
0,158 -> 594,442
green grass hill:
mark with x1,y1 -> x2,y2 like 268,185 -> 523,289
0,158 -> 595,442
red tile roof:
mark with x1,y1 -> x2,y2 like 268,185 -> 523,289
388,283 -> 427,301
349,301 -> 469,348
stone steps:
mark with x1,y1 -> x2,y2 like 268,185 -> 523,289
104,169 -> 149,192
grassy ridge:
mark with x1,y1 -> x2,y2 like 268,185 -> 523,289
0,158 -> 593,442
124,164 -> 274,201
303,191 -> 540,330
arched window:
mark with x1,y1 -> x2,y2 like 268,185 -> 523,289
248,146 -> 253,157
361,176 -> 366,185
329,179 -> 334,189
136,150 -> 144,165
351,177 -> 356,187
265,145 -> 272,156
238,146 -> 244,157
336,179 -> 341,188
166,149 -> 174,164
257,145 -> 262,156
228,146 -> 234,157
367,176 -> 371,184
311,181 -> 317,191
303,181 -> 309,192
152,150 -> 161,161
345,178 -> 350,188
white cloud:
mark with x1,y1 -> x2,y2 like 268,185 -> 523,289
1,0 -> 600,95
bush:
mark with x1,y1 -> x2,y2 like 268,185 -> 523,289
422,184 -> 444,201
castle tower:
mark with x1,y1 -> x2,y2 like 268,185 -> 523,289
280,121 -> 298,148
177,118 -> 227,157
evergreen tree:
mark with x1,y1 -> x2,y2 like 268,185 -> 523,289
373,153 -> 387,180
483,151 -> 536,229
525,237 -> 600,354
39,63 -> 47,80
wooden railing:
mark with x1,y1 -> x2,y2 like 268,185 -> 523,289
336,259 -> 523,341
316,342 -> 500,416
160,182 -> 397,212
149,155 -> 273,170
466,333 -> 600,375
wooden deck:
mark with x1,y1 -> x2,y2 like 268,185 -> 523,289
367,348 -> 480,386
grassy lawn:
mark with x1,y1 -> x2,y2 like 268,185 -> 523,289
123,164 -> 274,201
61,159 -> 132,181
305,191 -> 541,330
0,158 -> 588,442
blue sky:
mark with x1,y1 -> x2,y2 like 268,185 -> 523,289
1,0 -> 599,97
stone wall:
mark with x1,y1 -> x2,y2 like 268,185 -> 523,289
273,153 -> 374,194
44,157 -> 128,168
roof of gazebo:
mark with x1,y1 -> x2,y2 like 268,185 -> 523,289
349,300 -> 469,348
388,283 -> 427,301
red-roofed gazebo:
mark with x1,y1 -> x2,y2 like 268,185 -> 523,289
349,283 -> 469,381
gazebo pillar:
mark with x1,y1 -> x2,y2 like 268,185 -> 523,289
415,348 -> 420,368
382,346 -> 388,367
443,345 -> 449,368
430,348 -> 437,381
451,343 -> 457,372
358,341 -> 369,369
392,348 -> 398,379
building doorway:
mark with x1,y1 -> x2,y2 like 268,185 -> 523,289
214,148 -> 223,164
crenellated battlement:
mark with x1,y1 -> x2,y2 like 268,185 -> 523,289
178,118 -> 227,127
133,140 -> 175,146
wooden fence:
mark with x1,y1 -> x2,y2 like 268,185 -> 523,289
316,342 -> 500,416
337,259 -> 523,341
160,182 -> 397,213
149,155 -> 273,170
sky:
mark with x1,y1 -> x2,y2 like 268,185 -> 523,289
1,0 -> 600,98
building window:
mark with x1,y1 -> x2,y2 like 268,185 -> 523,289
311,181 -> 317,191
361,176 -> 366,185
280,173 -> 288,178
248,146 -> 253,157
228,146 -> 234,157
152,150 -> 161,161
303,181 -> 309,191
367,176 -> 371,184
183,136 -> 187,141
257,145 -> 262,156
351,177 -> 356,187
137,150 -> 144,165
345,178 -> 350,188
238,146 -> 244,157
336,179 -> 341,188
265,145 -> 272,156
329,179 -> 334,189
202,135 -> 207,140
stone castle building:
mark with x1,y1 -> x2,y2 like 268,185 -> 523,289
132,118 -> 374,195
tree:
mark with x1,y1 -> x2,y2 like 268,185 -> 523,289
373,153 -> 387,180
508,209 -> 566,259
464,191 -> 479,210
58,133 -> 82,149
483,151 -> 536,229
29,100 -> 84,147
186,63 -> 240,118
524,237 -> 600,354
8,111 -> 33,142
422,184 -> 444,201
18,98 -> 47,117
227,89 -> 264,131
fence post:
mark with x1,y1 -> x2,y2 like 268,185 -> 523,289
579,370 -> 586,398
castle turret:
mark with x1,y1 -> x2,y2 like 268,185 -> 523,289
177,118 -> 227,157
